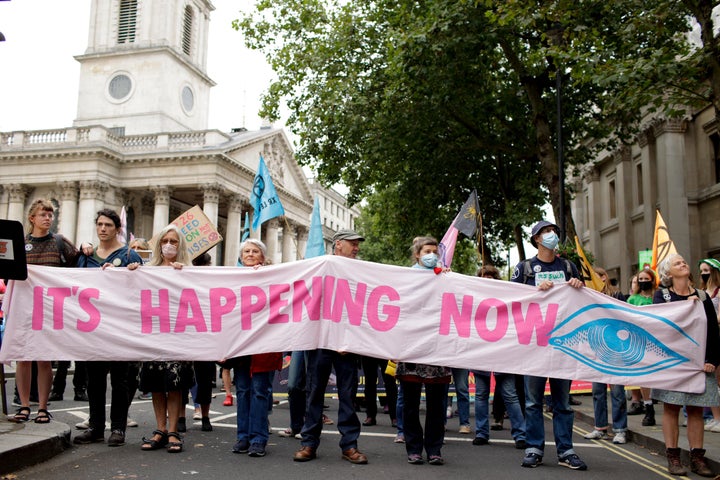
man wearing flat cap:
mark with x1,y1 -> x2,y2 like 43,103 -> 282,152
510,220 -> 587,471
294,229 -> 369,465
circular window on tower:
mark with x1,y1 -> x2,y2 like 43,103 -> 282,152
181,85 -> 195,114
106,72 -> 134,103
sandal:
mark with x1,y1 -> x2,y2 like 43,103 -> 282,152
141,430 -> 168,450
8,406 -> 31,423
166,432 -> 183,453
33,409 -> 52,424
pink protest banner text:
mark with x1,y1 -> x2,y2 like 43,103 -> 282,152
0,255 -> 708,393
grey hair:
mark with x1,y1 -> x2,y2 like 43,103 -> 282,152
239,238 -> 267,263
658,253 -> 683,287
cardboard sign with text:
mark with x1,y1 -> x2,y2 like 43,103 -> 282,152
150,205 -> 222,260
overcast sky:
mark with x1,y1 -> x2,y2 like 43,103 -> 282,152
0,0 -> 275,133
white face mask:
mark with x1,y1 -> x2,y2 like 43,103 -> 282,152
420,252 -> 439,268
161,243 -> 178,258
540,231 -> 559,250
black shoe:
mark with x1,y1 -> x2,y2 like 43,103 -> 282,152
73,428 -> 104,444
627,402 -> 644,415
472,437 -> 489,445
48,392 -> 63,402
233,439 -> 249,454
107,430 -> 126,447
177,417 -> 186,433
568,396 -> 582,406
642,404 -> 656,426
74,390 -> 89,402
201,417 -> 212,432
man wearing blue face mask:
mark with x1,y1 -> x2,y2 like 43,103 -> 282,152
510,220 -> 587,471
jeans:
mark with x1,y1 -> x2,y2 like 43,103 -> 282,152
85,361 -> 130,432
591,383 -> 627,432
448,368 -> 470,426
474,372 -> 525,441
234,367 -> 272,446
401,381 -> 445,457
396,383 -> 404,434
300,349 -> 361,451
525,376 -> 576,458
286,351 -> 308,433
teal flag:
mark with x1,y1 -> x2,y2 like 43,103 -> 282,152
250,155 -> 285,230
241,212 -> 250,242
305,196 -> 325,258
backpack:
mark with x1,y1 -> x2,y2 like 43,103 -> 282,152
521,257 -> 574,282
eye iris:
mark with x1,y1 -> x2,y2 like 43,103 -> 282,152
589,323 -> 645,367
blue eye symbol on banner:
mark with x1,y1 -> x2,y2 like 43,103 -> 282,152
548,304 -> 694,376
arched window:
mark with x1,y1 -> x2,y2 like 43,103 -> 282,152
118,0 -> 138,44
182,6 -> 193,55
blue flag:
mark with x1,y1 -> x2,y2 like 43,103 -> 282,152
305,196 -> 325,258
250,155 -> 285,230
241,211 -> 250,242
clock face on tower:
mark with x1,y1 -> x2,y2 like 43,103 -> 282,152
107,73 -> 134,103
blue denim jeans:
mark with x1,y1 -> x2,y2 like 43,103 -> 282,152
591,383 -> 627,432
525,376 -> 576,459
396,383 -> 404,434
473,372 -> 526,441
300,349 -> 361,451
449,368 -> 470,426
234,368 -> 272,446
286,351 -> 308,433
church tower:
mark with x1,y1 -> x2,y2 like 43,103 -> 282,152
73,0 -> 216,135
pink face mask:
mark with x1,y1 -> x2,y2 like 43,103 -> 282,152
161,243 -> 178,258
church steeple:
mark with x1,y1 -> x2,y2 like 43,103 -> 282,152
73,0 -> 216,135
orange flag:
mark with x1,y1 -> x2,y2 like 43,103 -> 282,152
651,210 -> 677,273
574,236 -> 605,291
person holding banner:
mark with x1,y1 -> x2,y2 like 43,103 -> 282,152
698,259 -> 720,433
8,199 -> 82,425
294,229 -> 368,465
129,225 -> 195,453
511,220 -> 587,471
230,239 -> 282,458
396,236 -> 452,466
652,254 -> 720,477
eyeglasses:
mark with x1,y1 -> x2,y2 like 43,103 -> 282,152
33,212 -> 54,218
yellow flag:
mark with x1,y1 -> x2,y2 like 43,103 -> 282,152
651,210 -> 677,272
574,236 -> 605,291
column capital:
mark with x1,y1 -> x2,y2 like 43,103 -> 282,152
228,194 -> 244,213
6,183 -> 29,203
267,218 -> 280,229
202,183 -> 223,204
79,180 -> 109,200
151,186 -> 171,204
57,181 -> 79,201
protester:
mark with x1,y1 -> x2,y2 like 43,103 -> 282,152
396,236 -> 452,466
228,239 -> 282,458
294,229 -> 368,465
129,225 -> 195,453
698,259 -> 720,433
8,199 -> 81,424
72,209 -> 144,446
652,253 -> 719,477
446,369 -> 471,434
510,220 -> 587,470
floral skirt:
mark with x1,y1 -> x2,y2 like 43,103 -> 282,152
139,361 -> 195,393
651,372 -> 720,407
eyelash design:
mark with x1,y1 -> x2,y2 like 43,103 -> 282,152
548,303 -> 695,376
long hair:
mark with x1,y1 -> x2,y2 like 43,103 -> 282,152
26,198 -> 54,234
149,224 -> 190,266
594,267 -> 619,297
636,267 -> 658,295
699,259 -> 720,290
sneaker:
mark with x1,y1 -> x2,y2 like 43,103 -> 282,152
137,392 -> 152,400
73,428 -> 104,444
711,422 -> 720,433
521,453 -> 543,468
446,406 -> 453,419
490,421 -> 503,431
627,402 -> 644,415
558,454 -> 587,470
232,439 -> 249,454
107,430 -> 125,447
407,453 -> 424,464
612,432 -> 627,444
458,424 -> 471,434
126,418 -> 138,428
428,455 -> 445,465
704,419 -> 718,431
248,443 -> 266,457
583,429 -> 607,440
75,419 -> 90,430
278,428 -> 299,438
74,390 -> 89,402
394,433 -> 405,443
193,411 -> 202,421
472,437 -> 489,445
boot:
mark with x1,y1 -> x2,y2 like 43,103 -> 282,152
642,404 -> 655,426
666,448 -> 687,476
74,389 -> 89,402
627,402 -> 644,415
690,448 -> 714,477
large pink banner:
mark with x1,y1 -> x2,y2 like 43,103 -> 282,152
0,255 -> 709,393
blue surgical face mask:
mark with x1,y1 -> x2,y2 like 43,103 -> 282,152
540,231 -> 559,250
420,253 -> 439,268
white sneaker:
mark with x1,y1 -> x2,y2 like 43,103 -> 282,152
612,432 -> 627,444
75,419 -> 90,430
710,422 -> 720,433
126,418 -> 138,428
583,429 -> 606,440
446,406 -> 453,419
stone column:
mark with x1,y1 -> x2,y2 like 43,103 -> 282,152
151,186 -> 171,237
57,181 -> 79,242
0,186 -> 8,220
6,184 -> 28,223
76,181 -> 108,244
202,183 -> 222,265
281,221 -> 296,263
264,218 -> 280,265
296,226 -> 308,260
613,147 -> 634,276
224,195 -> 243,266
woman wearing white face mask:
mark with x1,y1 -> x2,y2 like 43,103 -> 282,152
129,225 -> 194,454
395,236 -> 452,466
